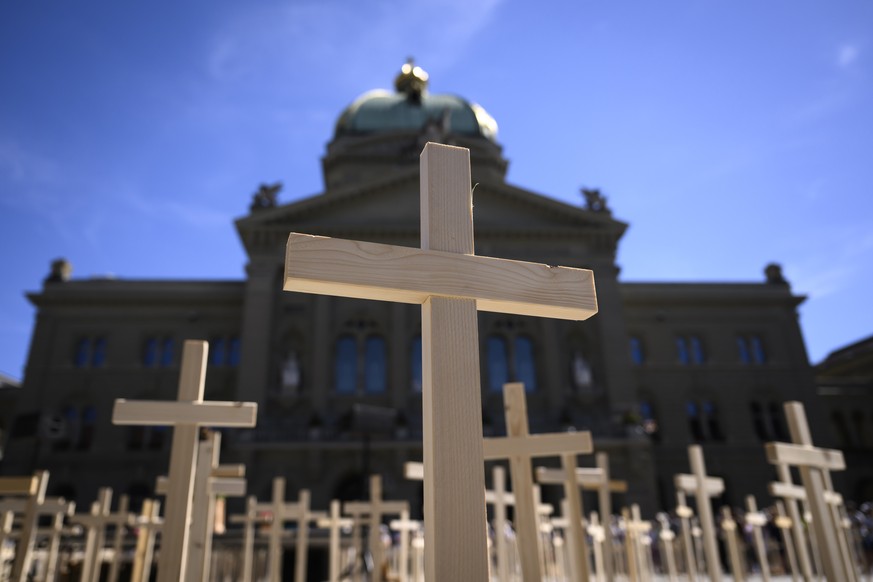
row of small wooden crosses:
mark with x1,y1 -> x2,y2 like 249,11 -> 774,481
0,339 -> 856,582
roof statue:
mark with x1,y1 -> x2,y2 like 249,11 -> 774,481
582,188 -> 609,213
250,182 -> 282,211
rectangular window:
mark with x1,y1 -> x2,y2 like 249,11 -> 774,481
629,336 -> 645,365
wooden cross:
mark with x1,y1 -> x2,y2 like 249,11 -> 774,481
767,463 -> 814,581
720,506 -> 745,582
130,499 -> 162,582
773,500 -> 802,582
587,512 -> 607,582
104,495 -> 132,582
255,478 -> 324,582
674,445 -> 724,581
10,495 -> 75,582
389,509 -> 420,582
744,495 -> 771,582
229,496 -> 266,582
536,454 -> 626,582
3,470 -> 49,582
765,401 -> 851,582
112,339 -> 257,582
284,142 -> 597,580
343,474 -> 408,578
482,382 -> 593,582
622,504 -> 652,582
488,465 -> 512,582
316,500 -> 354,582
656,513 -> 679,582
674,491 -> 698,581
71,487 -> 114,582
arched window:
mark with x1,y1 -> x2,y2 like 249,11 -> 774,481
410,335 -> 422,393
364,336 -> 387,394
486,335 -> 509,392
279,350 -> 302,396
334,335 -> 357,394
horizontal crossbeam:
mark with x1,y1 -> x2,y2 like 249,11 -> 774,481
0,477 -> 38,496
284,234 -> 597,322
535,467 -> 628,492
765,442 -> 845,470
674,473 -> 724,495
113,400 -> 257,427
482,432 -> 592,460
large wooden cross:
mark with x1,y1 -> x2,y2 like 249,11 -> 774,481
316,500 -> 354,582
674,491 -> 698,582
229,495 -> 266,582
744,495 -> 771,582
72,487 -> 114,582
4,470 -> 50,582
284,142 -> 597,579
674,445 -> 724,582
768,462 -> 815,581
130,499 -> 162,582
112,340 -> 257,582
482,382 -> 593,582
765,401 -> 852,582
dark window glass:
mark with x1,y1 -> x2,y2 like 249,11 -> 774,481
74,339 -> 90,368
210,338 -> 226,366
687,401 -> 704,442
703,401 -> 723,441
737,337 -> 751,364
486,335 -> 509,392
91,337 -> 106,367
514,335 -> 537,393
676,337 -> 690,365
160,338 -> 174,367
77,406 -> 96,450
143,338 -> 158,368
751,402 -> 769,440
630,337 -> 645,365
411,336 -> 422,393
148,426 -> 168,450
751,335 -> 766,364
690,336 -> 705,364
364,336 -> 387,394
228,336 -> 241,367
335,335 -> 357,394
768,402 -> 787,441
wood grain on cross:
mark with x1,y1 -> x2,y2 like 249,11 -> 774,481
482,382 -> 593,582
674,445 -> 724,582
765,401 -> 853,582
284,143 -> 597,580
112,340 -> 257,582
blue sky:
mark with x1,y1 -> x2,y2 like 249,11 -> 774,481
1,1 -> 872,379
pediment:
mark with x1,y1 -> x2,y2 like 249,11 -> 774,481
235,171 -> 627,256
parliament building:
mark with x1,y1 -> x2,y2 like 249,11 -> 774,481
2,63 -> 837,516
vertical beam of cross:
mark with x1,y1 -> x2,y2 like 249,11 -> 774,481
419,143 -> 489,582
10,470 -> 49,582
678,445 -> 723,582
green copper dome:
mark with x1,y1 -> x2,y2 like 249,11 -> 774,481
334,61 -> 498,142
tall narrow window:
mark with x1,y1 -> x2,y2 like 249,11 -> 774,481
737,337 -> 751,364
768,402 -> 787,441
571,352 -> 593,391
514,335 -> 537,393
487,335 -> 509,392
91,337 -> 106,367
410,336 -> 422,393
335,335 -> 357,394
629,336 -> 645,365
143,338 -> 158,368
160,338 -> 175,367
687,401 -> 704,442
364,336 -> 387,394
703,401 -> 723,441
210,338 -> 226,366
77,406 -> 97,450
751,335 -> 766,364
676,337 -> 690,365
750,402 -> 769,440
690,336 -> 705,364
228,336 -> 241,367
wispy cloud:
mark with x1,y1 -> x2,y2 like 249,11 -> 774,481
786,228 -> 873,300
121,188 -> 230,229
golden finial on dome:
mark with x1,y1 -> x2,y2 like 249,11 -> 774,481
394,57 -> 429,98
